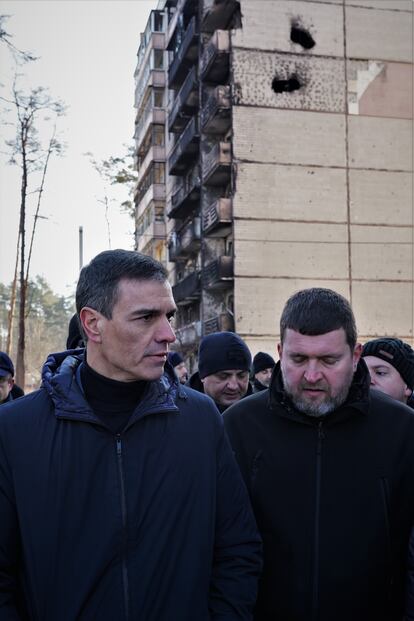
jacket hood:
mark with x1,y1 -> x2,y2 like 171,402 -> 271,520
268,358 -> 371,424
42,349 -> 183,426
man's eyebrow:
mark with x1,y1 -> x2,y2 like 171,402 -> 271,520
129,307 -> 176,317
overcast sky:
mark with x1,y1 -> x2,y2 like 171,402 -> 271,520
0,0 -> 157,297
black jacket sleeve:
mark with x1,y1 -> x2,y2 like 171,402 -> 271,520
209,423 -> 262,620
406,525 -> 414,621
0,425 -> 23,620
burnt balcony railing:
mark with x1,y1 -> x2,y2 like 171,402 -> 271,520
200,30 -> 230,83
201,85 -> 231,135
169,116 -> 200,176
168,16 -> 198,90
174,320 -> 202,347
168,174 -> 200,220
202,198 -> 232,237
201,0 -> 240,33
204,312 -> 235,335
202,256 -> 233,290
169,66 -> 199,133
202,141 -> 231,186
172,271 -> 201,305
168,217 -> 201,262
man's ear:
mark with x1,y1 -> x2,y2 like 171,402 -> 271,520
79,307 -> 103,344
353,342 -> 362,371
277,342 -> 283,360
404,386 -> 412,400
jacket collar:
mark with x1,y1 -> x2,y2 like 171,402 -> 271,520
268,358 -> 371,425
42,350 -> 181,428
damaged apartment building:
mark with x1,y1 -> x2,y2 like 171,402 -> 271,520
133,0 -> 413,365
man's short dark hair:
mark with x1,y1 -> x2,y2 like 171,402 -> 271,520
76,249 -> 168,319
280,288 -> 357,350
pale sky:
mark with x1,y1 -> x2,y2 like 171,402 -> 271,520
0,0 -> 157,297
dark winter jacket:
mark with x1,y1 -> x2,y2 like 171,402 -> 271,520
251,378 -> 267,394
224,360 -> 414,621
406,526 -> 414,620
0,350 -> 262,621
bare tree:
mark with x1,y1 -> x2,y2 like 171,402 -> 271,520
85,145 -> 137,247
0,80 -> 65,386
0,15 -> 37,64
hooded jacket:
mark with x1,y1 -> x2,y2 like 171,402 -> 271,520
0,350 -> 262,621
224,360 -> 414,621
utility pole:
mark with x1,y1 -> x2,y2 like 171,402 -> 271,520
79,226 -> 83,271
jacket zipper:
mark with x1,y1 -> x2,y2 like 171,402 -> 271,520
312,421 -> 324,621
116,434 -> 130,621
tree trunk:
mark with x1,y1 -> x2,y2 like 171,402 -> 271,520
15,144 -> 27,388
6,231 -> 20,356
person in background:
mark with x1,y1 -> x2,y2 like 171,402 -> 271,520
0,249 -> 261,620
362,337 -> 414,405
66,313 -> 85,349
251,352 -> 275,393
167,351 -> 188,384
0,352 -> 24,404
225,287 -> 414,621
188,331 -> 252,413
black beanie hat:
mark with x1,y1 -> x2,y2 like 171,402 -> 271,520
362,338 -> 414,389
168,351 -> 184,368
198,332 -> 252,379
253,351 -> 276,375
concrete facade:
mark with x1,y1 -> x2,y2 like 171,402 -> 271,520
134,0 -> 413,363
231,0 -> 413,354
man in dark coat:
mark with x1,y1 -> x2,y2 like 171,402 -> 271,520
188,331 -> 252,413
0,249 -> 261,620
224,287 -> 414,621
251,352 -> 275,393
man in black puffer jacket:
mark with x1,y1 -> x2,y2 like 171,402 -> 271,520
0,249 -> 262,621
225,287 -> 414,621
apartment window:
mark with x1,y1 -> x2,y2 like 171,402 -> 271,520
153,49 -> 164,70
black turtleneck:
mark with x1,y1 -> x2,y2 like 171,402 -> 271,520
80,361 -> 147,434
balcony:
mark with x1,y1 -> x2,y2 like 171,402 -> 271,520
172,271 -> 201,305
202,141 -> 231,186
168,176 -> 200,220
174,320 -> 202,347
202,198 -> 232,237
137,145 -> 166,185
134,107 -> 165,148
134,69 -> 165,111
168,217 -> 201,262
201,0 -> 240,33
169,66 -> 199,133
168,16 -> 198,90
134,183 -> 166,213
169,116 -> 200,176
204,312 -> 234,335
201,85 -> 231,135
136,221 -> 166,253
202,256 -> 233,290
200,30 -> 230,84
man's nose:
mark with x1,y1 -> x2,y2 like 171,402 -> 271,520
226,376 -> 239,390
303,362 -> 323,384
157,318 -> 176,344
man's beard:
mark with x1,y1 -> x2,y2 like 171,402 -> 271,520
282,367 -> 354,418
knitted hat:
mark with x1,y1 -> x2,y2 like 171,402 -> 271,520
198,332 -> 251,379
362,338 -> 414,389
0,351 -> 14,378
168,351 -> 184,368
253,351 -> 276,375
